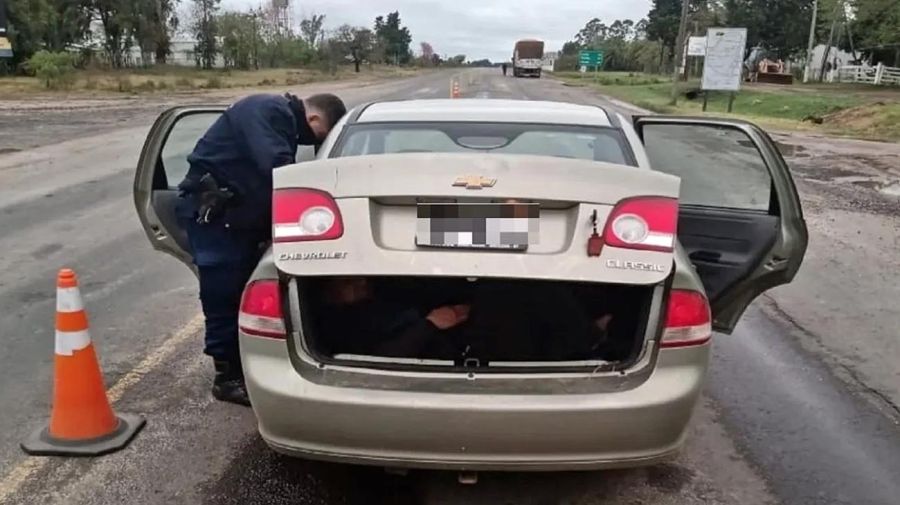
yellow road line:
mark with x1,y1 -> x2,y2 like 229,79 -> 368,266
0,313 -> 204,502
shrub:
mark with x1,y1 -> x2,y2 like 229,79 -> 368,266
201,76 -> 224,89
175,77 -> 194,88
116,76 -> 134,93
26,51 -> 77,89
135,80 -> 157,92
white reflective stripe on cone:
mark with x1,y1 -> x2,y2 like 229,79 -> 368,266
55,329 -> 91,356
56,287 -> 85,313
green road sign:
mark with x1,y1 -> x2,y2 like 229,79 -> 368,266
578,50 -> 604,68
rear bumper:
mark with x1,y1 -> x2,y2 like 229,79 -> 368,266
241,337 -> 710,471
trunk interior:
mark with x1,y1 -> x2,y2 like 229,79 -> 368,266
295,276 -> 657,371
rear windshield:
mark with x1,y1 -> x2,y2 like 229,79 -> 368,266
333,122 -> 635,166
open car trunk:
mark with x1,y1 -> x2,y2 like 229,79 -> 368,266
274,153 -> 680,371
296,276 -> 658,371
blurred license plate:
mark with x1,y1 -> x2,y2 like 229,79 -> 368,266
416,203 -> 539,250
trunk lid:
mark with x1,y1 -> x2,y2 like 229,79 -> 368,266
272,153 -> 680,285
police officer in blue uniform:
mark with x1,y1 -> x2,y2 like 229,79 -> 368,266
177,93 -> 347,406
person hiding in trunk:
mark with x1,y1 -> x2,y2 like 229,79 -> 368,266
318,277 -> 470,358
455,199 -> 615,363
462,280 -> 614,362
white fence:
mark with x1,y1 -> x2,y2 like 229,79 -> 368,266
829,63 -> 900,86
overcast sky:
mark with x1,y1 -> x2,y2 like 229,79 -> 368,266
221,0 -> 653,62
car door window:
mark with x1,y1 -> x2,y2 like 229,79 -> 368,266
636,118 -> 806,333
158,112 -> 221,188
642,124 -> 772,211
135,108 -> 224,270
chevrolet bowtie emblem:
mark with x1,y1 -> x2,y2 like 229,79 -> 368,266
453,175 -> 497,190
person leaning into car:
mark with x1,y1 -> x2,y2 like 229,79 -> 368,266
176,92 -> 347,406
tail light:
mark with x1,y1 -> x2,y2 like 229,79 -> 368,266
238,280 -> 286,339
661,289 -> 712,348
273,188 -> 343,243
603,197 -> 678,252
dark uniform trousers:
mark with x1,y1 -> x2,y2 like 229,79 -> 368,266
176,93 -> 313,365
177,200 -> 269,364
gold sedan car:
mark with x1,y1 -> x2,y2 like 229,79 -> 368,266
135,99 -> 806,471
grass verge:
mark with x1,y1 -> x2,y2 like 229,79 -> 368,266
0,65 -> 421,96
556,72 -> 900,141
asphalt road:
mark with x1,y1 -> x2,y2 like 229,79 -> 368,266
1,68 -> 898,505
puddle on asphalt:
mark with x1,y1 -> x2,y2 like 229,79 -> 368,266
879,181 -> 900,197
830,175 -> 900,197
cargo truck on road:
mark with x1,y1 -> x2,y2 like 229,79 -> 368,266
512,39 -> 544,78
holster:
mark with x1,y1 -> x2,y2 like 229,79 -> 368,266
182,173 -> 236,224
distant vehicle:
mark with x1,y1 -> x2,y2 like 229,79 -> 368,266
513,39 -> 544,78
135,99 -> 808,472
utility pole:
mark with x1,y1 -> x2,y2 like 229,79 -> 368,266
669,0 -> 691,106
818,1 -> 841,82
803,0 -> 819,83
843,6 -> 857,61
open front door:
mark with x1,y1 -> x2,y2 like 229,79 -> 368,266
133,106 -> 226,271
634,116 -> 808,333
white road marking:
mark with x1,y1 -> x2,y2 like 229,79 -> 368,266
0,312 -> 204,502
107,314 -> 204,402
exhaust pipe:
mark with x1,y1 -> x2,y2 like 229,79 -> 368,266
458,471 -> 478,485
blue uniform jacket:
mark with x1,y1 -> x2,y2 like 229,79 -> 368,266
179,94 -> 300,229
177,94 -> 302,266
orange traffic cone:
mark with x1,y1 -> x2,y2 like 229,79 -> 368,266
21,269 -> 145,456
451,80 -> 461,98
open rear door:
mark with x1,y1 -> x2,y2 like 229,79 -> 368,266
133,106 -> 226,271
634,116 -> 808,333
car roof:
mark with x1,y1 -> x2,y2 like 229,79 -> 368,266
354,99 -> 615,127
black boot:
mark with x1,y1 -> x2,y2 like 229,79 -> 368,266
211,360 -> 251,407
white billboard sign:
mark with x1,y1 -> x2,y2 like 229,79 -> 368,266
701,28 -> 747,91
687,36 -> 707,56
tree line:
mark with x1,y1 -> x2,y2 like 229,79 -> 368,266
3,0 -> 442,72
5,0 -> 180,69
558,0 -> 900,74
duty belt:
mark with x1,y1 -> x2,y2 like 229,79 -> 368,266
192,173 -> 236,224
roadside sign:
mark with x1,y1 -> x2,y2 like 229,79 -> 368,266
701,27 -> 747,91
0,38 -> 11,59
579,65 -> 587,73
687,36 -> 706,56
578,50 -> 603,69
0,0 -> 7,34
0,0 -> 11,58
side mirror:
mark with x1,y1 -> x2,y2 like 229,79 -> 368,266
296,145 -> 317,162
